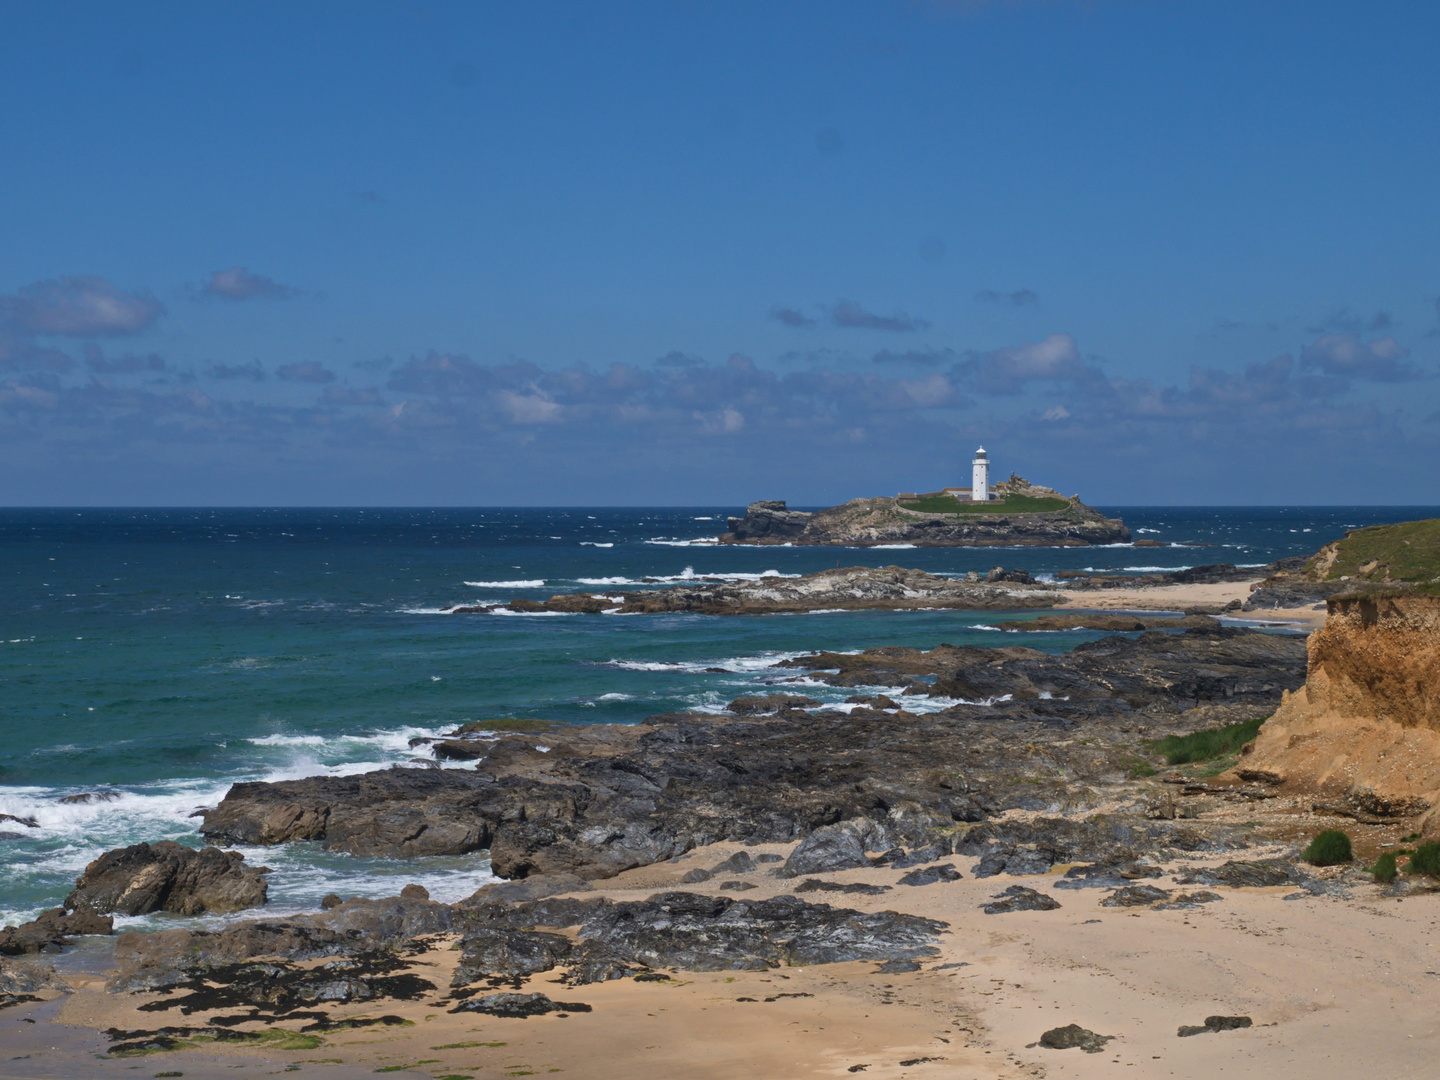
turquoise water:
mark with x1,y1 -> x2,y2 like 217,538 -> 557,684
1,505 -> 1432,927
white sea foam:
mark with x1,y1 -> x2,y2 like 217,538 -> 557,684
580,541 -> 614,548
869,543 -> 917,549
576,576 -> 635,586
488,608 -> 576,617
600,650 -> 807,675
463,579 -> 546,589
644,537 -> 720,547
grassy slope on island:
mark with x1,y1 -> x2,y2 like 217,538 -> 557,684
1306,518 -> 1440,592
899,493 -> 1071,515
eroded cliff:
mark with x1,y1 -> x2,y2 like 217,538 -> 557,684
1240,593 -> 1440,822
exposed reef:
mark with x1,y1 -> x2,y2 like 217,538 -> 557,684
446,564 -> 1063,616
198,625 -> 1306,879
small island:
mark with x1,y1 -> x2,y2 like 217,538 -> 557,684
722,447 -> 1131,547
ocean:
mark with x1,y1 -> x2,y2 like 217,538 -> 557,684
2,504 -> 1433,931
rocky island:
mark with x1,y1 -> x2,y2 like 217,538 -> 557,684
721,475 -> 1131,547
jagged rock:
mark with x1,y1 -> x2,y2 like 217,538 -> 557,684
1100,885 -> 1171,907
65,841 -> 268,916
983,886 -> 1061,914
680,868 -> 713,883
0,907 -> 113,955
0,957 -> 69,995
320,893 -> 344,909
890,840 -> 952,869
452,929 -> 572,985
794,880 -> 891,896
451,992 -> 593,1017
720,881 -> 759,892
897,864 -> 962,886
464,873 -> 594,905
711,851 -> 756,874
106,896 -> 454,993
727,695 -> 820,715
399,883 -> 430,900
1156,891 -> 1223,909
1039,1024 -> 1113,1052
782,819 -> 893,877
1174,860 -> 1296,888
1178,1015 -> 1252,1037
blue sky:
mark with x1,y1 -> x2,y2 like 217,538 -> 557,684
3,0 -> 1439,505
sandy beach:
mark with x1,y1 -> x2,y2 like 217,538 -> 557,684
1056,579 -> 1329,630
12,816 -> 1439,1080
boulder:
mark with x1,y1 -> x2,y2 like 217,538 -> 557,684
65,841 -> 269,916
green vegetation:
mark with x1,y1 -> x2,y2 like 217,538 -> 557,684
1405,841 -> 1440,877
1302,829 -> 1353,866
1369,852 -> 1400,883
1149,717 -> 1267,766
1402,832 -> 1422,842
430,1042 -> 508,1051
376,1064 -> 440,1074
899,493 -> 1070,515
1308,518 -> 1440,585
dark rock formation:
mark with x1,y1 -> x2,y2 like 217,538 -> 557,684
897,864 -> 962,887
448,565 -> 1065,616
1174,859 -> 1297,888
452,891 -> 946,984
0,907 -> 112,955
1039,1024 -> 1113,1053
1178,1015 -> 1253,1037
65,841 -> 268,916
452,992 -> 592,1017
198,627 -> 1301,882
982,886 -> 1061,914
107,896 -> 454,993
1099,884 -> 1171,907
721,496 -> 1130,547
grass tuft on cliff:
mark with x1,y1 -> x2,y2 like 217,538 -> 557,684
900,493 -> 1070,515
1149,717 -> 1267,766
1405,841 -> 1440,878
1369,852 -> 1399,883
1302,829 -> 1353,866
1306,518 -> 1440,585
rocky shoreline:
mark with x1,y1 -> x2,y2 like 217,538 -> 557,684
437,559 -> 1316,618
9,575 -> 1440,1078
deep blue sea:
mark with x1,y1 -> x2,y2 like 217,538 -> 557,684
3,505 -> 1435,930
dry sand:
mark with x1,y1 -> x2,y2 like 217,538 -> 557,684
10,832 -> 1438,1080
1055,579 -> 1328,630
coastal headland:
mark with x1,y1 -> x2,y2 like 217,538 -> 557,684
5,521 -> 1440,1078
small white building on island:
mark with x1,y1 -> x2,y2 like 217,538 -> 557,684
970,447 -> 990,502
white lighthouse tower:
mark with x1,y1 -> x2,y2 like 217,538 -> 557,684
971,447 -> 990,501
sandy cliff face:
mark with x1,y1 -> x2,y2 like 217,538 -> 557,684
1241,594 -> 1440,822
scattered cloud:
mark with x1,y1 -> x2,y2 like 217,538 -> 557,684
321,385 -> 386,407
958,333 -> 1101,395
770,307 -> 816,328
872,347 -> 957,366
975,288 -> 1039,306
830,299 -> 930,332
655,350 -> 704,368
1298,333 -> 1422,382
0,275 -> 163,336
208,360 -> 266,381
84,346 -> 166,374
277,361 -> 337,384
198,267 -> 301,302
353,356 -> 394,372
1306,308 -> 1393,335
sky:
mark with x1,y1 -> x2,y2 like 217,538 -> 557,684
3,0 -> 1439,506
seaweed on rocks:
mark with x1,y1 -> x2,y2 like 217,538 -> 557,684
983,886 -> 1061,914
451,992 -> 592,1018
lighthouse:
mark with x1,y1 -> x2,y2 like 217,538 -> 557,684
971,447 -> 990,501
